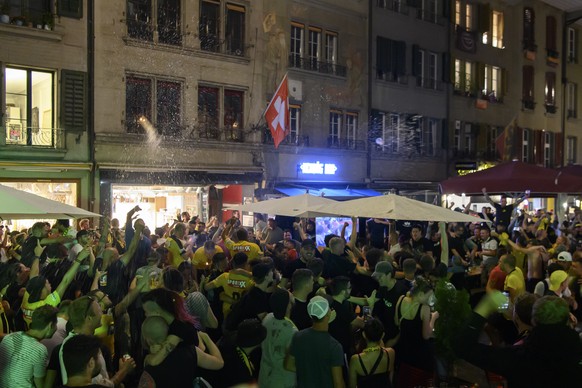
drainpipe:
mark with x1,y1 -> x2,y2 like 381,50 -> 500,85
87,0 -> 96,212
366,0 -> 373,183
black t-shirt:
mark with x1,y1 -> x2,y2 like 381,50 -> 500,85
168,318 -> 199,347
98,260 -> 127,305
21,236 -> 45,268
448,235 -> 467,258
373,283 -> 408,341
232,287 -> 272,327
290,299 -> 312,330
494,203 -> 514,226
142,344 -> 198,388
328,299 -> 357,355
212,343 -> 259,387
411,237 -> 432,259
282,258 -> 307,280
323,251 -> 356,279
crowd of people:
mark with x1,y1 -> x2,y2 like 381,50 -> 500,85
0,191 -> 581,388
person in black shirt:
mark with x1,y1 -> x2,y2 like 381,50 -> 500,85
59,334 -> 108,388
328,276 -> 364,356
410,224 -> 433,260
370,261 -> 407,346
482,188 -> 528,233
367,219 -> 389,249
21,222 -> 72,268
280,239 -> 317,289
290,269 -> 315,330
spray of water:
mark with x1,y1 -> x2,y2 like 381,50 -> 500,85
139,116 -> 161,148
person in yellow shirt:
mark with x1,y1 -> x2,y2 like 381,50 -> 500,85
501,254 -> 526,303
193,241 -> 223,271
222,218 -> 262,262
203,252 -> 253,316
21,246 -> 89,328
166,223 -> 191,268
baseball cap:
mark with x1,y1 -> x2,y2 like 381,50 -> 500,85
557,251 -> 572,262
26,276 -> 47,303
549,270 -> 569,291
372,261 -> 394,280
307,295 -> 330,320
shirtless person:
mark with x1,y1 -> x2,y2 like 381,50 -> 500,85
507,238 -> 546,293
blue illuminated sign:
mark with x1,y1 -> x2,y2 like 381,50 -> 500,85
299,162 -> 338,175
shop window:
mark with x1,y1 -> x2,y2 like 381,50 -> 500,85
125,75 -> 183,136
197,86 -> 244,140
523,7 -> 536,51
5,67 -> 55,147
200,1 -> 246,56
127,0 -> 181,45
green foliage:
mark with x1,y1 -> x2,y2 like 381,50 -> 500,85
434,279 -> 472,363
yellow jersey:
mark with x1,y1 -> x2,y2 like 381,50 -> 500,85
209,269 -> 253,315
193,245 -> 223,269
21,290 -> 61,328
225,239 -> 263,262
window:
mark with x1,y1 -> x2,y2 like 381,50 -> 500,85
420,117 -> 438,156
567,136 -> 577,165
126,75 -> 183,136
377,37 -> 406,82
568,28 -> 577,63
289,23 -> 344,76
290,23 -> 304,67
454,59 -> 473,94
522,128 -> 530,162
455,0 -> 473,30
199,1 -> 246,56
419,0 -> 438,23
58,0 -> 83,18
463,123 -> 473,153
491,11 -> 504,48
377,0 -> 407,14
197,86 -> 244,140
127,0 -> 181,45
522,65 -> 535,106
346,113 -> 358,148
308,27 -> 322,70
488,126 -> 499,156
428,53 -> 437,88
454,121 -> 461,150
4,0 -> 52,25
482,65 -> 502,100
546,16 -> 557,53
544,131 -> 553,167
381,113 -> 400,153
545,72 -> 556,106
567,83 -> 578,119
5,67 -> 54,146
414,47 -> 439,90
329,110 -> 341,146
289,105 -> 301,143
523,7 -> 536,51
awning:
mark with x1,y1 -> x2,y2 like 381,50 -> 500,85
275,186 -> 381,199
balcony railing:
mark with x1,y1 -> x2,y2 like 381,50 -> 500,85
545,104 -> 557,114
289,55 -> 347,77
5,125 -> 65,149
327,136 -> 365,150
415,77 -> 444,91
522,99 -> 536,111
377,71 -> 408,85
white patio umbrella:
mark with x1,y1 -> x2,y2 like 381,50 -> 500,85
225,193 -> 340,218
313,193 -> 487,223
0,184 -> 101,220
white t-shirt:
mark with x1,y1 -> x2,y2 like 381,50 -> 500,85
0,331 -> 48,388
259,313 -> 298,388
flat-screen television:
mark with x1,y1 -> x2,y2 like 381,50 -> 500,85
315,217 -> 353,247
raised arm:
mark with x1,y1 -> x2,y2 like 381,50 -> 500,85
481,187 -> 497,206
119,221 -> 145,267
54,248 -> 88,299
439,221 -> 449,266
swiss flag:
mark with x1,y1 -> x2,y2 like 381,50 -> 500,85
265,74 -> 290,149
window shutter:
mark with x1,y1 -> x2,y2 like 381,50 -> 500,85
60,70 -> 87,132
554,132 -> 563,167
534,130 -> 543,164
442,53 -> 451,83
501,69 -> 508,98
441,119 -> 448,149
442,0 -> 452,20
476,62 -> 485,92
395,41 -> 407,76
546,16 -> 557,51
522,65 -> 534,101
58,0 -> 83,19
478,4 -> 490,34
513,126 -> 523,160
412,45 -> 421,76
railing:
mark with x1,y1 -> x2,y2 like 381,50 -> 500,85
377,71 -> 408,85
377,0 -> 409,15
127,19 -> 182,45
5,125 -> 65,149
262,131 -> 310,147
288,55 -> 347,77
327,136 -> 365,150
522,99 -> 536,110
545,104 -> 557,114
415,77 -> 444,91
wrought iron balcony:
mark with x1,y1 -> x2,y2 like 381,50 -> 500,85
327,136 -> 365,150
288,55 -> 347,77
5,125 -> 65,149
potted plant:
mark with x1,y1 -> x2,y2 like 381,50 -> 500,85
12,15 -> 25,26
42,12 -> 53,30
0,1 -> 10,24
